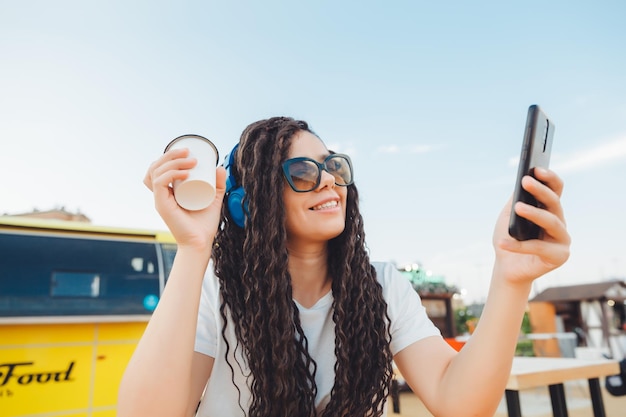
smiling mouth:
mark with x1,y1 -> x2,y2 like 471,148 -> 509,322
311,201 -> 339,210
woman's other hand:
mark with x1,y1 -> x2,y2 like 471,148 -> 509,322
493,167 -> 570,284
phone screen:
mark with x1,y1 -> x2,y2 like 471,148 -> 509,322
508,105 -> 555,241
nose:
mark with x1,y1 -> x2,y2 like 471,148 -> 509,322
317,169 -> 336,190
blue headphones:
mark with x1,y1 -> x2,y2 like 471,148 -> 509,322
224,144 -> 248,228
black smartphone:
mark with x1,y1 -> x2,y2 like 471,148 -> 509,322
508,104 -> 555,241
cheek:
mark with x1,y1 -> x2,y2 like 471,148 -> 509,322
340,189 -> 350,215
283,193 -> 303,231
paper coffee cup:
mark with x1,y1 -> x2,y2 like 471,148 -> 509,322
164,134 -> 219,211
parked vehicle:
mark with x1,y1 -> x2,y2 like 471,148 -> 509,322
0,216 -> 176,417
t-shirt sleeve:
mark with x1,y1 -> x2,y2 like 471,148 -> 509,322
194,263 -> 219,358
374,262 -> 442,355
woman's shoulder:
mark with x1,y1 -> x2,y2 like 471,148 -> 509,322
370,261 -> 410,291
370,261 -> 396,278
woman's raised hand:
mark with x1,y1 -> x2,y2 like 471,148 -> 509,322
144,147 -> 227,250
493,167 -> 571,284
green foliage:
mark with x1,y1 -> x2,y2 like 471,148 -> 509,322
520,310 -> 532,334
413,281 -> 459,295
399,268 -> 458,295
452,308 -> 535,356
515,339 -> 535,357
515,311 -> 535,356
454,306 -> 477,335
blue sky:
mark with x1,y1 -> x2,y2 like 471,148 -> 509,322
1,1 -> 625,302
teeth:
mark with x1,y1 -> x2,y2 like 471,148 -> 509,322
313,201 -> 338,210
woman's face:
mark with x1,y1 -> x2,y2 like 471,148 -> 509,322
283,130 -> 349,246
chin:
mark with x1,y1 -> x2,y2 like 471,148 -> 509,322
322,222 -> 346,240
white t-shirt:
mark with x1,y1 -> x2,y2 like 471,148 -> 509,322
194,261 -> 441,416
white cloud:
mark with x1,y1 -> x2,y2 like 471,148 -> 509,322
554,135 -> 626,174
377,145 -> 400,153
507,134 -> 626,173
375,144 -> 438,154
508,156 -> 520,167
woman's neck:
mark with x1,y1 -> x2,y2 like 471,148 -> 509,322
287,245 -> 332,308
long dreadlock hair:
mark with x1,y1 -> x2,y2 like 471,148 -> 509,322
212,116 -> 393,416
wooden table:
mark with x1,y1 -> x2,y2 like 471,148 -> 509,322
391,357 -> 620,417
505,357 -> 620,417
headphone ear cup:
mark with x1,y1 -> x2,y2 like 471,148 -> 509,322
227,186 -> 246,228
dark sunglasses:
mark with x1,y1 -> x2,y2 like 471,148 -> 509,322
281,153 -> 354,192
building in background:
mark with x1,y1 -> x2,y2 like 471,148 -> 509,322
529,281 -> 626,359
2,207 -> 91,223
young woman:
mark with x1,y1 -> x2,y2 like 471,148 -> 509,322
118,116 -> 570,417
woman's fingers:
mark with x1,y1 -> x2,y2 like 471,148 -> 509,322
533,167 -> 564,197
144,148 -> 196,192
515,169 -> 566,230
506,168 -> 571,268
514,202 -> 565,244
499,232 -> 570,273
525,169 -> 563,212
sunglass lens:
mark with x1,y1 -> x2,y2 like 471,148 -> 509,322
287,160 -> 319,191
327,156 -> 352,185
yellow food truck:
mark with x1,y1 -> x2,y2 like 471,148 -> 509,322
0,216 -> 176,417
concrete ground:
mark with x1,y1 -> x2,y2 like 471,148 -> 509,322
390,380 -> 625,416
